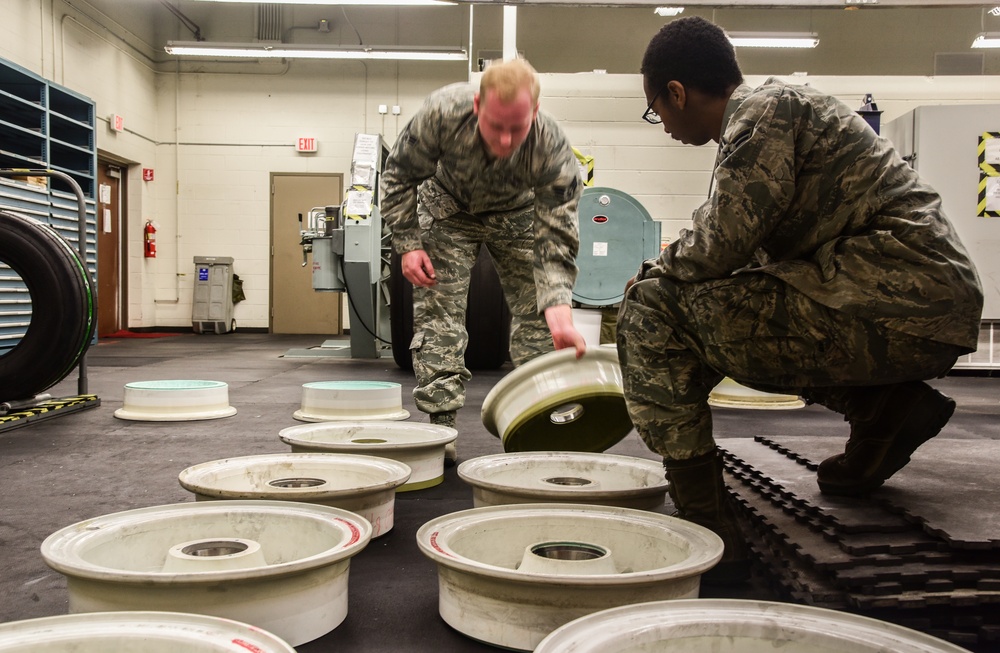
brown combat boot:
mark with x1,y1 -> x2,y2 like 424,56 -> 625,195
664,450 -> 751,585
430,411 -> 458,466
817,381 -> 955,497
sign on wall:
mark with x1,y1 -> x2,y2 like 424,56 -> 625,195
296,137 -> 318,153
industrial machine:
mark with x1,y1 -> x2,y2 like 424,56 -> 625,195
574,186 -> 662,308
568,186 -> 662,345
298,133 -> 392,359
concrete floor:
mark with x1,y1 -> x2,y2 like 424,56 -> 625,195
1,332 -> 998,651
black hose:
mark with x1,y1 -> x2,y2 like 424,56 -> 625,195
339,256 -> 391,345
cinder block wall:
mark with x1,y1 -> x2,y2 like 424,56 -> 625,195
147,63 -> 463,329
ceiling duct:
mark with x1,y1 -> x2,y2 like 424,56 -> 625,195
257,3 -> 282,43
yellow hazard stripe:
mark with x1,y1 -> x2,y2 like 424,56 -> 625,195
0,395 -> 99,424
582,159 -> 595,187
572,147 -> 595,187
979,176 -> 1000,217
980,133 -> 1000,176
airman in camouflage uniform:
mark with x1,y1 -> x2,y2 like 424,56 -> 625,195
380,59 -> 585,454
624,16 -> 983,583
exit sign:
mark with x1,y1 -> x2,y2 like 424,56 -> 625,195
109,113 -> 124,132
296,137 -> 318,153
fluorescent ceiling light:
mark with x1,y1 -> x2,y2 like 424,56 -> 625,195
187,0 -> 456,5
165,42 -> 467,61
727,32 -> 819,49
971,32 -> 1000,48
654,7 -> 685,17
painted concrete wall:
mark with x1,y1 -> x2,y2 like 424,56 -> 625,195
145,62 -> 464,329
2,1 -> 1000,329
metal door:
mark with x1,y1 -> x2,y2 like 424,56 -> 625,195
270,173 -> 344,334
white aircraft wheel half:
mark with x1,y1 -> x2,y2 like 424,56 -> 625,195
279,421 -> 456,491
416,503 -> 724,651
0,611 -> 295,653
457,451 -> 667,510
40,500 -> 372,647
535,599 -> 974,653
178,452 -> 411,537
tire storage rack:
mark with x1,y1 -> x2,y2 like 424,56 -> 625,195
0,58 -> 101,433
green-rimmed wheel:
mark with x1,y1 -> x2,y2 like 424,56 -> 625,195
0,210 -> 95,400
481,348 -> 634,454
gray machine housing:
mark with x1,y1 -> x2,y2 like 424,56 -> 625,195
301,133 -> 391,359
574,187 -> 662,307
309,204 -> 389,359
883,104 -> 1000,369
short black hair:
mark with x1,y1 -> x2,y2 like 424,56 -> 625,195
641,16 -> 743,98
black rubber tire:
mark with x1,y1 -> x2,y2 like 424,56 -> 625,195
464,249 -> 512,370
0,211 -> 96,400
390,247 -> 511,371
389,250 -> 414,370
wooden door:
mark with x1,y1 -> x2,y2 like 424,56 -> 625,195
270,174 -> 343,334
96,162 -> 124,336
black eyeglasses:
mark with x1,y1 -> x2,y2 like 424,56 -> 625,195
642,86 -> 665,125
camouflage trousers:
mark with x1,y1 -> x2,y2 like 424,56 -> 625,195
410,208 -> 553,415
616,272 -> 963,461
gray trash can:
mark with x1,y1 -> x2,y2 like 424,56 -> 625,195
192,256 -> 236,334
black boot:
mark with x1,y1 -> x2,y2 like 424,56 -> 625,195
816,381 -> 955,497
664,450 -> 751,585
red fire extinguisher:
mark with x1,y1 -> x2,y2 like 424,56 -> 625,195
144,221 -> 157,258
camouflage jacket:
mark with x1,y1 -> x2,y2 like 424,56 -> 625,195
638,78 -> 983,349
380,83 -> 581,312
